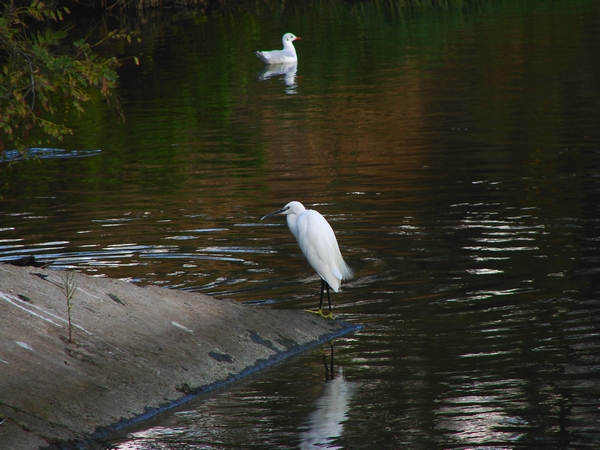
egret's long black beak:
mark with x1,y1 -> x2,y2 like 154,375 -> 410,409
261,206 -> 288,221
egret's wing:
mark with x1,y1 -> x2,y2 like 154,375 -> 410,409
304,212 -> 352,279
297,210 -> 344,291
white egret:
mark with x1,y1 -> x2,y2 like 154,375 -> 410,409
255,33 -> 302,65
261,201 -> 352,319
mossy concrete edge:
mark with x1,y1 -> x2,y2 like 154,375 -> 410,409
0,264 -> 362,450
89,320 -> 363,445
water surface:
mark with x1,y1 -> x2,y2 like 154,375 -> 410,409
2,0 -> 600,448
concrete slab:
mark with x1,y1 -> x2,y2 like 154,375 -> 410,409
0,264 -> 359,449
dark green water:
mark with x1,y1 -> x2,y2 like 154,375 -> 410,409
2,0 -> 600,448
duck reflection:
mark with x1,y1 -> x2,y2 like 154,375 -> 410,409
256,63 -> 298,94
299,344 -> 355,449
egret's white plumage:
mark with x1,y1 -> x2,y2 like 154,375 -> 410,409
261,201 -> 352,317
255,33 -> 301,65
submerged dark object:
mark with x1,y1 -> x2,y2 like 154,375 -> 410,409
1,148 -> 102,162
2,255 -> 49,268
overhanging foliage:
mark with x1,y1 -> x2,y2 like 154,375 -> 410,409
0,0 -> 138,156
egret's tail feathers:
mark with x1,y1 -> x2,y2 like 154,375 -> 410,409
324,260 -> 352,292
323,275 -> 341,293
331,267 -> 343,281
341,260 -> 353,281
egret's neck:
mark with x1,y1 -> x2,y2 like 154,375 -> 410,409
286,214 -> 300,241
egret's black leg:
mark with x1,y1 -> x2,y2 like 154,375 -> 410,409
306,279 -> 334,319
318,278 -> 326,312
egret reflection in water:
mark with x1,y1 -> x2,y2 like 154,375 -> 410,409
299,344 -> 355,449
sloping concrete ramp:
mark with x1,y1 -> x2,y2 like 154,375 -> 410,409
0,265 -> 359,449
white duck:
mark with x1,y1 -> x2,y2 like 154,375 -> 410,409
255,33 -> 302,65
